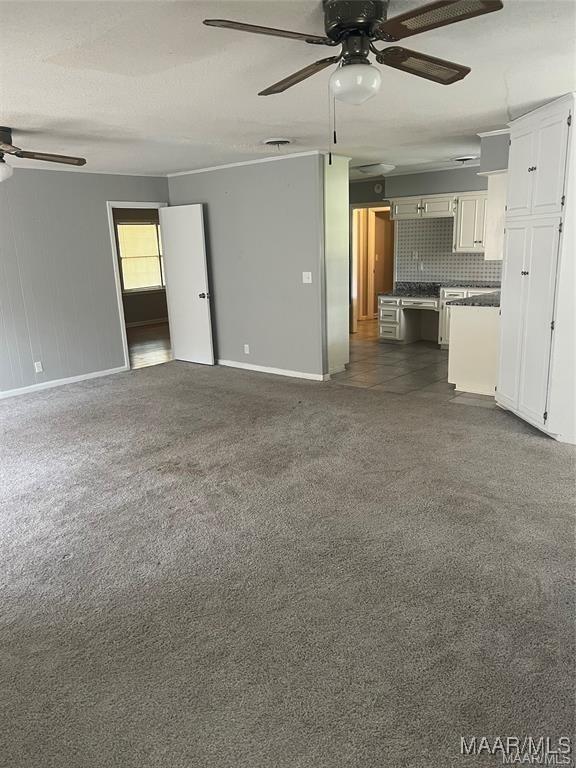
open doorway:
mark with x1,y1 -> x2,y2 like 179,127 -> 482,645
109,204 -> 173,370
351,204 -> 394,335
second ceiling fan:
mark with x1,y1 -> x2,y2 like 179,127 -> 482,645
204,0 -> 503,103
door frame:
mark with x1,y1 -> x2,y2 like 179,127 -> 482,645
106,201 -> 169,369
349,201 -> 392,332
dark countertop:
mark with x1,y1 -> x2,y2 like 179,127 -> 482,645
379,281 -> 501,299
447,291 -> 501,307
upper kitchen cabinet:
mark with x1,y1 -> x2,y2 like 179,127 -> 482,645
507,99 -> 571,219
390,194 -> 456,220
420,195 -> 457,218
453,192 -> 487,253
391,196 -> 421,219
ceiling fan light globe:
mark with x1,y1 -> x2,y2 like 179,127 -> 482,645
330,64 -> 382,105
0,161 -> 14,182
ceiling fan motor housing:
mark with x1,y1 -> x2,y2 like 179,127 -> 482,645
323,0 -> 389,41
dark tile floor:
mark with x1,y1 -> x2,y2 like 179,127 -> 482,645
127,322 -> 173,370
331,320 -> 496,407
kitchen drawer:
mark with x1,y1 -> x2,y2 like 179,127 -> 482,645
379,323 -> 402,340
378,296 -> 400,306
441,289 -> 467,300
379,307 -> 400,323
400,297 -> 438,310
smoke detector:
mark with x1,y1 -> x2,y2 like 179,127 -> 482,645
262,138 -> 292,149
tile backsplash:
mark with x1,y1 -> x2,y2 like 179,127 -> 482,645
395,218 -> 502,283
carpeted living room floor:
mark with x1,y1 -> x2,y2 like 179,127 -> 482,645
1,361 -> 574,768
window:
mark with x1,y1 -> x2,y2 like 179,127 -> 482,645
114,210 -> 164,291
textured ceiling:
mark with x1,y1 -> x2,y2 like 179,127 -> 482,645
1,0 -> 575,176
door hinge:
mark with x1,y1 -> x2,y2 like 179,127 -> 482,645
543,411 -> 548,423
568,114 -> 572,126
559,222 -> 563,233
551,320 -> 555,331
509,138 -> 512,146
561,195 -> 565,207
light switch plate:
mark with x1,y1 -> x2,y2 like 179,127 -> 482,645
302,271 -> 312,284
34,361 -> 43,373
243,344 -> 250,355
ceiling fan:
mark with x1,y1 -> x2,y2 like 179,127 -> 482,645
204,0 -> 503,104
0,126 -> 86,181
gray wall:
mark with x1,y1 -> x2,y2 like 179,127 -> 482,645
349,179 -> 387,204
386,167 -> 487,198
0,169 -> 168,393
479,133 -> 510,175
168,155 -> 325,376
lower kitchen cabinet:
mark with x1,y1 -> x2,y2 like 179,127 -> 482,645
448,306 -> 500,396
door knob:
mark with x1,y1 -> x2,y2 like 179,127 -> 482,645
198,292 -> 210,299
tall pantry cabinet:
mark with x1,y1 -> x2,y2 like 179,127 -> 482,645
497,94 -> 575,443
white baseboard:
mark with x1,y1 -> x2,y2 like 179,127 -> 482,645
125,318 -> 168,328
217,360 -> 328,381
0,365 -> 129,400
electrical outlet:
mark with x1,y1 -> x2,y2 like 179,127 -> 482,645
34,361 -> 43,373
243,344 -> 250,355
302,271 -> 312,284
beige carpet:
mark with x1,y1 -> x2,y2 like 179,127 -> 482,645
1,362 -> 574,768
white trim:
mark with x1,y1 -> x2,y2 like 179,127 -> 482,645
477,169 -> 508,177
218,359 -> 328,381
167,151 -> 324,178
477,128 -> 510,138
13,166 -> 165,178
125,318 -> 168,328
105,200 -> 169,371
0,366 -> 128,400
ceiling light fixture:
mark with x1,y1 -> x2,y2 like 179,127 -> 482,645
262,137 -> 292,150
356,163 -> 396,175
330,62 -> 382,105
452,154 -> 479,165
0,157 -> 14,182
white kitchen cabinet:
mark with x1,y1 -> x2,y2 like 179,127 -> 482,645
506,99 -> 570,219
448,306 -> 500,396
391,197 -> 422,220
420,195 -> 456,218
497,218 -> 560,426
438,288 -> 495,347
454,193 -> 487,252
483,173 -> 507,260
497,93 -> 574,444
390,194 -> 455,220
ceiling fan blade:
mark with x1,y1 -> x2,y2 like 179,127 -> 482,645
259,56 -> 340,96
377,47 -> 470,84
14,150 -> 86,166
375,0 -> 503,41
203,19 -> 331,45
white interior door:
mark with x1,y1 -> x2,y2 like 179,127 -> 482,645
159,204 -> 214,365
